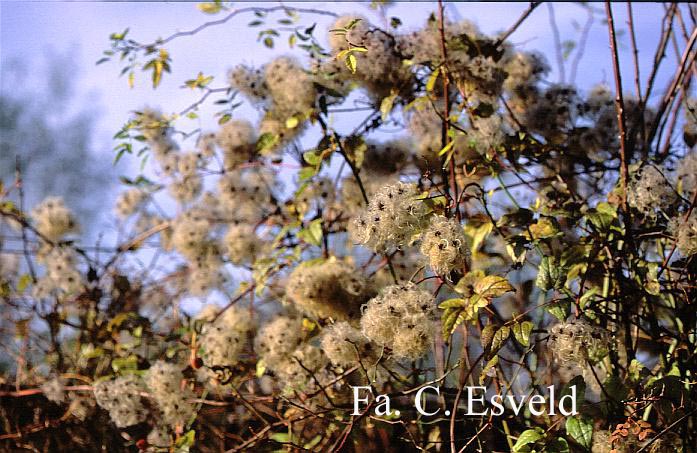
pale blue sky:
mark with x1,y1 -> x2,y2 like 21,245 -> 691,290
1,1 -> 679,153
0,1 -> 685,312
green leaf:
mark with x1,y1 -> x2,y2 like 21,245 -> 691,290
257,132 -> 279,153
565,416 -> 593,450
512,321 -> 533,347
536,256 -> 567,291
269,432 -> 291,443
218,113 -> 231,125
474,275 -> 514,299
175,429 -> 196,449
298,166 -> 317,181
298,219 -> 323,247
586,202 -> 617,230
303,150 -> 321,166
512,428 -> 544,452
263,36 -> 274,48
490,325 -> 510,355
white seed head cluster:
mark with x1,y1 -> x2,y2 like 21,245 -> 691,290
503,51 -> 549,92
144,361 -> 194,428
171,209 -> 212,261
134,108 -> 179,171
147,426 -> 172,450
93,375 -> 147,428
34,246 -> 83,296
684,97 -> 697,148
0,253 -> 20,280
627,165 -> 677,217
320,321 -> 376,368
216,119 -> 257,169
668,212 -> 697,256
350,182 -> 429,251
677,151 -> 697,196
419,216 -> 470,275
360,140 -> 411,178
224,224 -> 263,266
168,174 -> 202,204
217,170 -> 274,222
254,315 -> 304,370
296,177 -> 336,212
264,56 -> 316,116
41,376 -> 65,403
229,65 -> 268,101
188,245 -> 226,296
328,16 -> 413,100
360,283 -> 436,359
523,85 -> 579,142
199,305 -> 252,370
547,320 -> 610,365
275,343 -> 330,390
115,188 -> 146,219
286,259 -> 375,321
31,196 -> 79,241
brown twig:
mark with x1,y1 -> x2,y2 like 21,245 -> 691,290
605,1 -> 630,212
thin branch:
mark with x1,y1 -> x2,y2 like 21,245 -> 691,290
605,1 -> 630,211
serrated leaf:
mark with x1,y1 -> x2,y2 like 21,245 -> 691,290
512,321 -> 533,347
474,275 -> 513,299
565,416 -> 593,450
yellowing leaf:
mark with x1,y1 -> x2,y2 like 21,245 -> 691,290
438,298 -> 466,309
380,92 -> 398,122
286,116 -> 299,129
345,53 -> 357,73
464,219 -> 493,254
474,275 -> 513,299
197,2 -> 222,14
426,67 -> 441,92
526,217 -> 559,240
